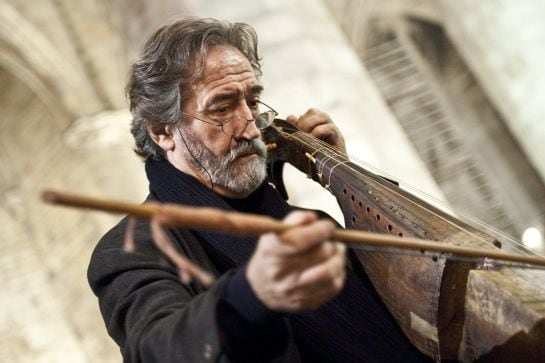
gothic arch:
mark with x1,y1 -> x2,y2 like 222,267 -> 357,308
0,2 -> 102,120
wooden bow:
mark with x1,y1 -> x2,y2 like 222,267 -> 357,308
42,190 -> 545,269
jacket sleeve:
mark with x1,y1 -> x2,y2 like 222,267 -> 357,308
87,218 -> 291,363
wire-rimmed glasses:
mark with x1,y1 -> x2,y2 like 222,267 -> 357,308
181,100 -> 278,136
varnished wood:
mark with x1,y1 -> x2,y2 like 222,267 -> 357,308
262,119 -> 545,361
462,269 -> 545,361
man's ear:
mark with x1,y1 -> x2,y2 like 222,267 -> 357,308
147,123 -> 176,151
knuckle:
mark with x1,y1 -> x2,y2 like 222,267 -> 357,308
335,276 -> 346,291
269,265 -> 284,282
276,278 -> 298,297
318,222 -> 335,239
325,264 -> 338,280
291,297 -> 305,310
259,232 -> 277,246
320,242 -> 335,257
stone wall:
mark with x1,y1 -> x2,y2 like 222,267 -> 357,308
439,0 -> 545,183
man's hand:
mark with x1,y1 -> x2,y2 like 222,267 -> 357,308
246,211 -> 346,312
286,108 -> 346,154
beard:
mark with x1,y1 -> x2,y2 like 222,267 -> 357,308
179,126 -> 267,195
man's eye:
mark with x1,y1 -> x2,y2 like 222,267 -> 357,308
214,106 -> 230,114
248,100 -> 259,109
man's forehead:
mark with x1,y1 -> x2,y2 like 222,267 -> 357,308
194,45 -> 260,98
202,46 -> 253,75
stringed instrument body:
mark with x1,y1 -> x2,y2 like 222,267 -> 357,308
262,119 -> 545,361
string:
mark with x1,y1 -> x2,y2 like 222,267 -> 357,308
299,128 -> 545,258
335,152 -> 533,252
273,124 -> 544,259
306,129 -> 545,258
344,149 -> 542,256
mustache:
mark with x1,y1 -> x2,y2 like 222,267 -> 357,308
228,139 -> 267,160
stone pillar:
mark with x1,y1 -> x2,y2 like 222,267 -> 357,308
439,0 -> 545,183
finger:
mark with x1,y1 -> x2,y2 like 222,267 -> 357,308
256,211 -> 316,255
286,114 -> 298,125
309,123 -> 346,153
296,109 -> 322,130
283,210 -> 316,226
273,247 -> 327,280
309,123 -> 340,144
284,277 -> 342,311
266,239 -> 339,283
301,113 -> 331,130
296,243 -> 346,288
284,246 -> 347,310
280,219 -> 336,252
255,239 -> 334,286
283,240 -> 339,271
301,108 -> 322,119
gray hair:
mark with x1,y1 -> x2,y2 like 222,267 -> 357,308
127,17 -> 262,160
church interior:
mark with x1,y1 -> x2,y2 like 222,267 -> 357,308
1,0 -> 545,361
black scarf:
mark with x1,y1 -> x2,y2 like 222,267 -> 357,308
145,158 -> 292,273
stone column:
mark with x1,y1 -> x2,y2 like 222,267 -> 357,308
439,0 -> 545,182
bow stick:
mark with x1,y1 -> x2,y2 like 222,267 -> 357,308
41,189 -> 545,268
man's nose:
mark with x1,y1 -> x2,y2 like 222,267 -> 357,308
236,103 -> 260,140
238,101 -> 255,121
238,117 -> 260,140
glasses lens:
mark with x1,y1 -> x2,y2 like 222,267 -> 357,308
222,116 -> 252,136
222,117 -> 237,136
255,111 -> 275,129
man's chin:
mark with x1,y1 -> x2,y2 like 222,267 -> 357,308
224,161 -> 266,194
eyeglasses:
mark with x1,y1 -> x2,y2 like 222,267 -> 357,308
181,100 -> 278,136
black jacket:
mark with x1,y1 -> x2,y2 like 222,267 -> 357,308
88,215 -> 300,362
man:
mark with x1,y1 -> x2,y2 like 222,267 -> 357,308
88,17 -> 429,362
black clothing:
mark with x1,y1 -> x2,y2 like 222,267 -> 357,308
88,159 -> 430,362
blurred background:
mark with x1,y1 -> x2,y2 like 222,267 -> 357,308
1,0 -> 545,361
